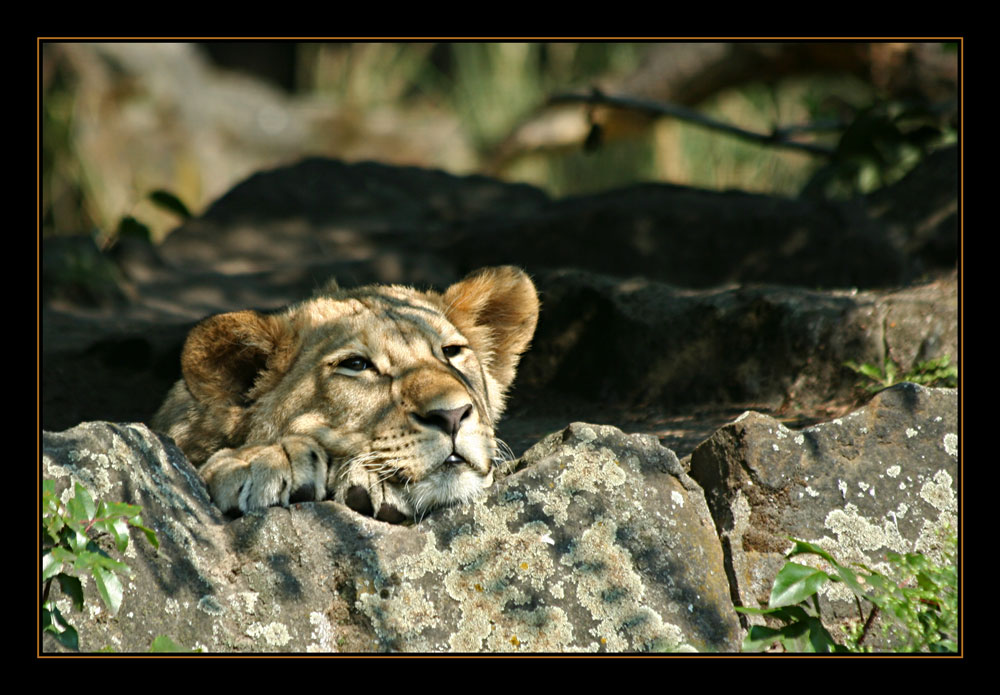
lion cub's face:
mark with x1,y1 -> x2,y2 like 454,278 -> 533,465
153,267 -> 539,521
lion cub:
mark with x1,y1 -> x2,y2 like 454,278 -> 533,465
152,266 -> 539,522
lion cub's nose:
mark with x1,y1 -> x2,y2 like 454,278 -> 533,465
419,404 -> 473,436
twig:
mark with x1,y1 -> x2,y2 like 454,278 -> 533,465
548,89 -> 836,157
858,604 -> 880,646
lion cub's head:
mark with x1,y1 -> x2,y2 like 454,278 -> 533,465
153,266 -> 539,520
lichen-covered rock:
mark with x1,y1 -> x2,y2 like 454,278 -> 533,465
42,421 -> 740,652
352,423 -> 740,652
43,422 -> 232,652
688,383 -> 958,648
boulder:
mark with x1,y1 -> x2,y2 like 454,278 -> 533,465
42,421 -> 740,653
688,383 -> 958,647
518,268 -> 957,412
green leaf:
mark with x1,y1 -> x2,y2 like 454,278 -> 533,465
67,483 -> 96,522
74,549 -> 130,575
743,625 -> 784,651
149,190 -> 192,219
100,501 -> 143,518
78,482 -> 97,518
94,515 -> 132,553
130,516 -> 160,549
743,615 -> 844,653
787,539 -> 877,602
47,545 -> 75,567
112,517 -> 131,552
769,562 -> 832,608
42,604 -> 79,651
57,573 -> 85,611
901,552 -> 929,572
91,565 -> 125,616
930,639 -> 958,653
853,566 -> 895,608
42,550 -> 63,581
800,616 -> 847,653
149,635 -> 190,653
117,215 -> 152,242
66,527 -> 90,554
42,487 -> 60,515
852,361 -> 882,381
786,538 -> 838,566
737,603 -> 814,621
884,357 -> 898,385
42,506 -> 65,545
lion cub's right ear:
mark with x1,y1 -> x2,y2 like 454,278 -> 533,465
181,310 -> 296,406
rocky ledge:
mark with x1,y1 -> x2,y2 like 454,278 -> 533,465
42,383 -> 955,653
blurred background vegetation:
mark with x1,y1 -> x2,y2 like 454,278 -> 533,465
41,41 -> 958,248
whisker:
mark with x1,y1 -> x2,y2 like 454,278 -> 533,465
491,437 -> 518,474
335,452 -> 382,481
495,437 -> 516,462
364,457 -> 402,492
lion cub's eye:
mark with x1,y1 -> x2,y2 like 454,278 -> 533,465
338,356 -> 375,373
442,345 -> 465,359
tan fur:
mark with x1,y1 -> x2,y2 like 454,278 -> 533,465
151,266 -> 539,520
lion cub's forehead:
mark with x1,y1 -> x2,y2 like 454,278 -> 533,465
294,285 -> 458,348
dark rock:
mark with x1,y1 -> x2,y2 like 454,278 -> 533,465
688,383 -> 958,647
42,156 -> 958,437
158,158 -> 550,275
42,235 -> 131,309
518,268 -> 957,412
450,183 -> 911,289
866,145 -> 959,272
154,151 -> 957,289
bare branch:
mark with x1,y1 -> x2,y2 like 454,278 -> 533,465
548,89 -> 837,157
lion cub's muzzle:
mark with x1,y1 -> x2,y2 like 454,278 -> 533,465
337,399 -> 495,522
415,403 -> 476,465
415,404 -> 473,437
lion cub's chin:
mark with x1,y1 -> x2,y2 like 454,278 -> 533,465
407,465 -> 496,519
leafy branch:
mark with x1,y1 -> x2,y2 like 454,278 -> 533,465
41,480 -> 159,650
737,535 -> 958,653
845,319 -> 958,394
112,188 -> 192,247
548,89 -> 954,199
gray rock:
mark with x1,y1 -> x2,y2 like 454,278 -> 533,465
42,422 -> 232,652
362,423 -> 741,652
42,421 -> 739,653
688,383 -> 958,647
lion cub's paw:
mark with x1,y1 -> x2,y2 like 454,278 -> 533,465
200,436 -> 328,514
329,463 -> 413,524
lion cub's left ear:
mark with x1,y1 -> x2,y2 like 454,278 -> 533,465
442,266 -> 540,390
